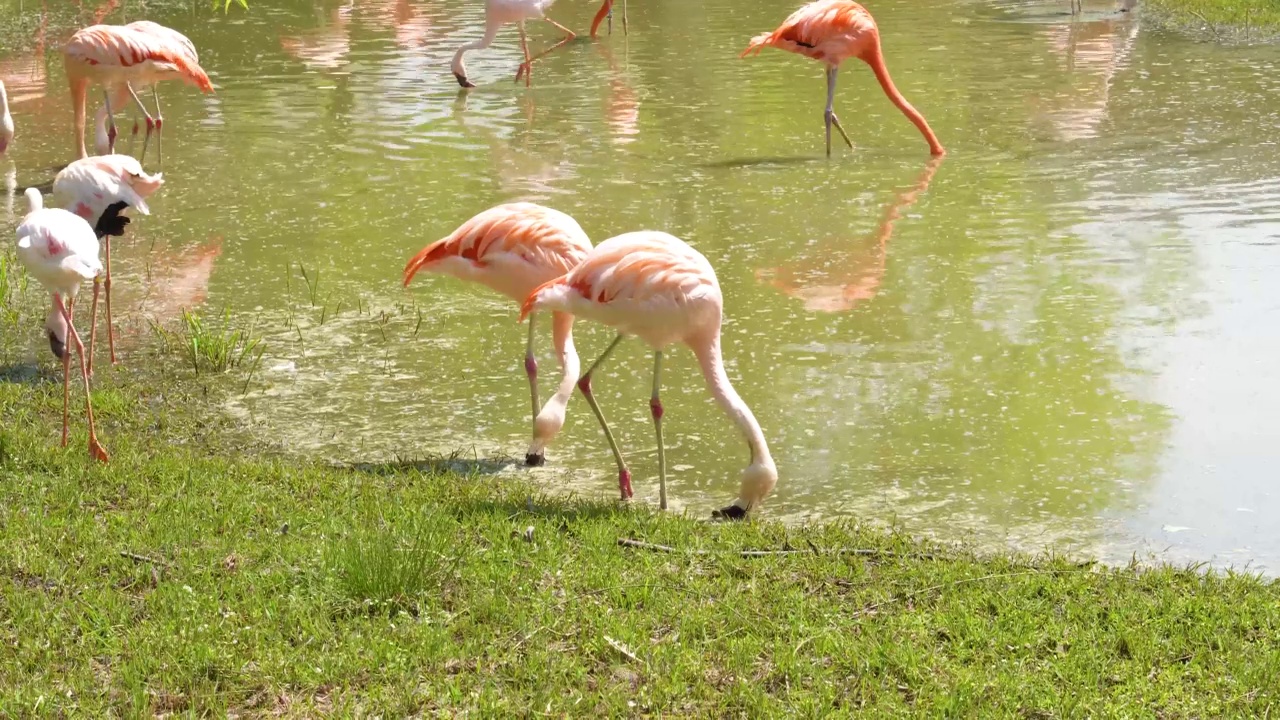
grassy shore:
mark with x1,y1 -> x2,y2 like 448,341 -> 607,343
0,328 -> 1276,716
1143,0 -> 1280,41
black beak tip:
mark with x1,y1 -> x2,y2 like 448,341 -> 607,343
711,504 -> 749,522
525,453 -> 546,467
454,73 -> 476,89
48,334 -> 67,361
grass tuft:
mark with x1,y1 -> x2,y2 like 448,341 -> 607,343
150,307 -> 264,375
326,505 -> 458,616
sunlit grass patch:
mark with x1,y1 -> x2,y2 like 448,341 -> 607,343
1145,0 -> 1280,39
326,504 -> 460,616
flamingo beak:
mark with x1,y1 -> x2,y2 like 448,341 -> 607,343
454,72 -> 476,89
48,331 -> 67,361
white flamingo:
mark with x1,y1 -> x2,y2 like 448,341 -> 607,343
53,154 -> 164,372
14,188 -> 111,462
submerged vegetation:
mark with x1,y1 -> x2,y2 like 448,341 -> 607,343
149,307 -> 264,376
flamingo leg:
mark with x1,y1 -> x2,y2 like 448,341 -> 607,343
824,67 -> 854,157
622,0 -> 628,34
101,88 -> 118,154
651,350 -> 666,510
124,83 -> 158,167
60,296 -> 72,448
576,333 -> 632,500
104,236 -> 116,365
152,86 -> 164,168
525,311 -> 541,430
58,295 -> 110,463
516,19 -> 576,85
87,276 -> 101,378
515,22 -> 533,87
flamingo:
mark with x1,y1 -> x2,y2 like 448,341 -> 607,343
63,21 -> 212,164
53,154 -> 164,372
403,202 -> 592,466
520,231 -> 777,520
0,81 -> 12,155
14,188 -> 110,463
451,0 -> 615,88
741,0 -> 945,157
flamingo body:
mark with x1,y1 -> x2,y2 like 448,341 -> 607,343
521,231 -> 777,519
15,188 -> 110,462
404,202 -> 592,465
742,0 -> 944,157
53,154 -> 164,371
63,22 -> 212,161
0,81 -> 13,154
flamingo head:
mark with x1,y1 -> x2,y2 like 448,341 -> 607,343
524,402 -> 568,467
712,458 -> 779,522
45,305 -> 68,360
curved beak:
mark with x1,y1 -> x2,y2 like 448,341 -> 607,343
454,72 -> 476,89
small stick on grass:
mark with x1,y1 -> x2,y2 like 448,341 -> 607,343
604,635 -> 643,665
616,538 -> 935,560
119,551 -> 172,568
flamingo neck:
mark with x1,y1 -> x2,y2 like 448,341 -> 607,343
693,333 -> 773,468
549,311 -> 579,407
862,42 -> 946,156
452,22 -> 500,77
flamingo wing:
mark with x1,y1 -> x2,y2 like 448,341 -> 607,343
64,25 -> 213,91
741,0 -> 877,62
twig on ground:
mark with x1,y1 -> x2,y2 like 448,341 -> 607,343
616,538 -> 937,560
604,635 -> 643,665
119,551 -> 173,568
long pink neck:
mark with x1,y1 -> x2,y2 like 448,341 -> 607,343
863,41 -> 946,157
549,311 -> 579,407
692,332 -> 772,467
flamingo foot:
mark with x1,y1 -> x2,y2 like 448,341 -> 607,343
711,504 -> 748,521
515,62 -> 532,86
89,438 -> 110,463
825,110 -> 854,153
454,72 -> 476,89
525,452 -> 546,467
618,468 -> 633,500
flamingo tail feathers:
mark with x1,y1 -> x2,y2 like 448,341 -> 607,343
739,32 -> 776,58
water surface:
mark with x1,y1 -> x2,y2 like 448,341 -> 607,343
3,0 -> 1278,573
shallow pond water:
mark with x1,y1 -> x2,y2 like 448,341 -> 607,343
2,0 -> 1278,573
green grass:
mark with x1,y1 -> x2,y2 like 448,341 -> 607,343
1144,0 -> 1280,41
149,307 -> 264,376
0,352 -> 1278,716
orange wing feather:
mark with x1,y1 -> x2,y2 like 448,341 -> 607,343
741,0 -> 877,63
65,25 -> 212,92
403,203 -> 588,287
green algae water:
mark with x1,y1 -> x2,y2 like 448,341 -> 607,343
2,0 -> 1278,573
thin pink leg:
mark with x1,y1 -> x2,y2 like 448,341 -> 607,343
58,295 -> 110,463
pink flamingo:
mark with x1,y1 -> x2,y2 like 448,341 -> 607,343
403,202 -> 592,466
14,188 -> 110,462
520,231 -> 777,519
741,0 -> 944,157
53,154 -> 164,372
63,21 -> 212,164
451,0 -> 614,88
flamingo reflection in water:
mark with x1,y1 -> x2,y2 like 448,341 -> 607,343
595,42 -> 639,146
757,156 -> 942,313
1032,1 -> 1139,142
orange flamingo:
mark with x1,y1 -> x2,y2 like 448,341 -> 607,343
742,0 -> 944,157
63,21 -> 212,163
403,203 -> 592,466
758,156 -> 942,312
521,231 -> 777,519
